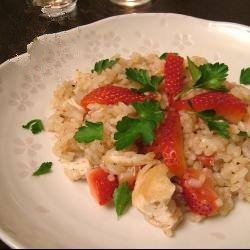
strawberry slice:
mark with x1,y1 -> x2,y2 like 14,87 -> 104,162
86,168 -> 119,205
173,91 -> 247,123
197,154 -> 215,167
164,53 -> 185,105
145,110 -> 187,177
178,168 -> 219,216
81,84 -> 155,109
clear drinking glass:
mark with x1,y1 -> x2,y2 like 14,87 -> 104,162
28,0 -> 77,17
110,0 -> 151,7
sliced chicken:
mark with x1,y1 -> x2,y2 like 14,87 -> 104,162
132,163 -> 183,236
101,149 -> 155,175
63,157 -> 91,181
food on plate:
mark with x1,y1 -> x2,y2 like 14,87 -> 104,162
32,162 -> 53,176
22,119 -> 44,134
47,52 -> 250,236
132,162 -> 182,236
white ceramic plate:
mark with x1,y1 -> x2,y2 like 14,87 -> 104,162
0,13 -> 250,249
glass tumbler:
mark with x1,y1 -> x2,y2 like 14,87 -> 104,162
28,0 -> 77,17
110,0 -> 151,7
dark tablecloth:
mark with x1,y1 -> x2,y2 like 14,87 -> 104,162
0,0 -> 250,248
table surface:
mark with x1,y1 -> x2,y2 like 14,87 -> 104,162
1,0 -> 250,248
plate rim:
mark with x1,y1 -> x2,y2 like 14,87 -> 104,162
1,12 -> 250,69
0,12 -> 250,249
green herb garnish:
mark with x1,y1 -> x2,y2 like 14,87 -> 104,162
114,182 -> 132,217
159,52 -> 167,60
184,58 -> 229,94
114,117 -> 156,150
240,68 -> 250,85
206,120 -> 230,139
178,59 -> 229,99
22,119 -> 44,134
92,58 -> 119,74
33,162 -> 52,176
74,121 -> 103,143
125,68 -> 163,92
187,56 -> 202,83
197,110 -> 225,121
197,110 -> 230,139
114,100 -> 163,150
195,62 -> 229,91
132,100 -> 164,124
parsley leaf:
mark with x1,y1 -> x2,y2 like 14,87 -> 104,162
197,110 -> 230,139
159,52 -> 167,60
197,110 -> 225,121
126,68 -> 150,85
187,57 -> 201,83
206,120 -> 230,139
114,117 -> 156,150
114,100 -> 163,150
114,182 -> 132,217
33,162 -> 52,176
180,59 -> 229,98
240,68 -> 250,85
92,58 -> 119,74
22,119 -> 44,134
132,100 -> 164,124
74,121 -> 103,143
194,62 -> 229,91
125,68 -> 163,92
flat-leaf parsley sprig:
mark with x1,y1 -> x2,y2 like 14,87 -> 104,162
92,58 -> 119,74
33,162 -> 52,176
22,119 -> 44,134
240,67 -> 250,85
126,68 -> 164,93
197,110 -> 230,139
132,100 -> 164,124
114,117 -> 156,150
114,182 -> 132,217
178,57 -> 229,98
114,100 -> 164,150
74,121 -> 103,143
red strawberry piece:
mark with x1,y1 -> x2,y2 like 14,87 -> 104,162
179,168 -> 219,216
145,110 -> 187,177
164,53 -> 185,105
81,84 -> 155,109
86,168 -> 119,205
197,154 -> 215,167
173,91 -> 247,123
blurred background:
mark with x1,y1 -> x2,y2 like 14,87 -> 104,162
0,0 -> 250,248
1,0 -> 250,64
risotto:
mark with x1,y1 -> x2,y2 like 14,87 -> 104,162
47,52 -> 250,236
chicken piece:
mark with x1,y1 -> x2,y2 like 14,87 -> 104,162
101,149 -> 155,175
63,157 -> 91,181
132,163 -> 183,236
